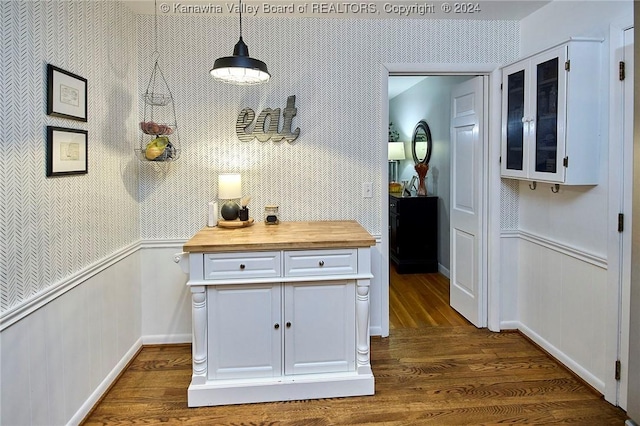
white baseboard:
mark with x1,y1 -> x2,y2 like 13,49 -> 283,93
142,334 -> 192,345
499,320 -> 520,330
68,337 -> 143,426
517,322 -> 605,393
438,264 -> 450,279
626,420 -> 638,426
369,326 -> 383,337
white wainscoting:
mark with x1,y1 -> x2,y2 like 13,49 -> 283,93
499,232 -> 608,393
0,251 -> 142,426
140,244 -> 192,344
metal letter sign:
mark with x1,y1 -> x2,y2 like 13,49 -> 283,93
236,95 -> 300,143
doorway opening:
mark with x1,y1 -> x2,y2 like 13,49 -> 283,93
380,64 -> 501,337
387,75 -> 473,330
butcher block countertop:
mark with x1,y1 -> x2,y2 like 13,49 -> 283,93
183,220 -> 375,253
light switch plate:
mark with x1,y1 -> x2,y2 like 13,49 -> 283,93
362,182 -> 373,198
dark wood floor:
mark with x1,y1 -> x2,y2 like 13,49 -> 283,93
389,263 -> 470,328
82,266 -> 628,425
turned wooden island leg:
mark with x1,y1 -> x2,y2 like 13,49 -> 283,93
191,286 -> 207,385
356,279 -> 371,375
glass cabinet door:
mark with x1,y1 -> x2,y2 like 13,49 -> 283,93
534,57 -> 559,174
504,68 -> 526,173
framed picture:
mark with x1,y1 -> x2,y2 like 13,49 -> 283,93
404,176 -> 417,196
46,126 -> 88,176
47,64 -> 87,122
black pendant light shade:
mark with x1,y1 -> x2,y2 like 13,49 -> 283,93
210,0 -> 270,85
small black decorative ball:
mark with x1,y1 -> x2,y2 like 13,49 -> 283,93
221,201 -> 239,220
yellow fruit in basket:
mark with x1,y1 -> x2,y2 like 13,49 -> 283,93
145,145 -> 164,160
144,136 -> 169,160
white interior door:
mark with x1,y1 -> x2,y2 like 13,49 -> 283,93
450,76 -> 486,327
623,26 -> 639,418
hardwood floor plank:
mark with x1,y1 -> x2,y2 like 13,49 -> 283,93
82,270 -> 627,425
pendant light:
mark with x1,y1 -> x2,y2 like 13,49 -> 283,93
210,0 -> 270,85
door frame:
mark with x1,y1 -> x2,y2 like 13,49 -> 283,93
380,63 -> 502,336
604,22 -> 634,407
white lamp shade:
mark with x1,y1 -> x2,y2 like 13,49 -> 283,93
388,142 -> 406,160
218,173 -> 242,199
210,66 -> 270,86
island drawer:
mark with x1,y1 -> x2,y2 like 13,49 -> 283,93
204,252 -> 281,280
284,249 -> 357,277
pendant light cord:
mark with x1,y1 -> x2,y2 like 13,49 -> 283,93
238,0 -> 243,39
153,0 -> 159,55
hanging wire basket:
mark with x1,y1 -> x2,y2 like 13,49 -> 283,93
136,58 -> 180,162
143,92 -> 172,107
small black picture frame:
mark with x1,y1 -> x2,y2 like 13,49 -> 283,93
47,64 -> 87,122
46,126 -> 88,177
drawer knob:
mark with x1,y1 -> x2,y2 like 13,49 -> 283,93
274,323 -> 280,329
318,260 -> 325,267
239,264 -> 246,270
286,322 -> 292,328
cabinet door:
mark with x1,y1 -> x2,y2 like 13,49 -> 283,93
284,281 -> 356,375
389,211 -> 399,259
501,61 -> 529,179
207,284 -> 281,380
528,46 -> 567,183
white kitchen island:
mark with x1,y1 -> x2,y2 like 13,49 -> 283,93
182,220 -> 376,407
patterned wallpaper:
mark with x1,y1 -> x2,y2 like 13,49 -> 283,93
1,1 -> 139,314
1,2 -> 521,315
136,15 -> 520,239
500,178 -> 520,230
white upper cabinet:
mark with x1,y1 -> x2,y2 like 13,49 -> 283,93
501,38 -> 603,185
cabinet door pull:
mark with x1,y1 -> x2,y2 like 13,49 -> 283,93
286,322 -> 292,328
274,323 -> 280,329
318,260 -> 325,267
239,264 -> 246,270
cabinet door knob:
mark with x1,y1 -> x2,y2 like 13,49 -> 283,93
274,323 -> 280,329
286,322 -> 292,328
318,260 -> 325,267
239,264 -> 245,270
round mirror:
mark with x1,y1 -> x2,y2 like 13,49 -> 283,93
411,120 -> 433,165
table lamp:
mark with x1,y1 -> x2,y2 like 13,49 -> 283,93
218,173 -> 242,220
388,142 -> 406,183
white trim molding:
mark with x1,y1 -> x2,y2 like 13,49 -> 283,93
0,241 -> 141,331
501,230 -> 608,269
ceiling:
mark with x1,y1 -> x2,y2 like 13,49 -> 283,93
388,76 -> 429,99
123,0 -> 550,20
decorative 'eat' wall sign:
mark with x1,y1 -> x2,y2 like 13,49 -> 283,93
236,95 -> 300,143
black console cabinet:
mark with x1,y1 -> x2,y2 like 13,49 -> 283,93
389,194 -> 438,273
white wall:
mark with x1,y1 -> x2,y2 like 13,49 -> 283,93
501,0 -> 633,402
0,1 -> 141,424
140,246 -> 191,344
0,252 -> 141,425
